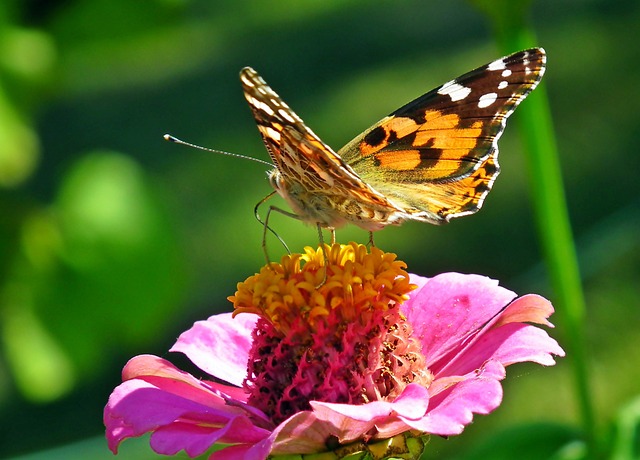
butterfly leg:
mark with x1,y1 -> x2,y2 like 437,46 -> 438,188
254,192 -> 294,264
367,231 -> 376,248
315,225 -> 337,251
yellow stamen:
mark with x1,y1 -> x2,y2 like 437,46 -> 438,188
229,243 -> 415,334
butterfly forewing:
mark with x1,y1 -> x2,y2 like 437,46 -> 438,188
339,48 -> 546,223
241,68 -> 372,191
240,67 -> 400,230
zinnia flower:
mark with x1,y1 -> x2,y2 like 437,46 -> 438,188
104,243 -> 564,459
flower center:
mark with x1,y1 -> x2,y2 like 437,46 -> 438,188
229,243 -> 433,424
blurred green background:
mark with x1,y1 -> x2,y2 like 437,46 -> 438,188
1,0 -> 639,458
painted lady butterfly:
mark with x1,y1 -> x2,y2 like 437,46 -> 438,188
241,48 -> 546,242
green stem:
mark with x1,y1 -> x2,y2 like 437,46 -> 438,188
471,0 -> 597,456
516,55 -> 597,452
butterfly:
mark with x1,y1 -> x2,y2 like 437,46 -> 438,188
241,48 -> 546,245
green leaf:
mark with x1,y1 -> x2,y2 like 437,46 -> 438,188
610,395 -> 640,460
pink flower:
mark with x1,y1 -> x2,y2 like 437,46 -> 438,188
104,244 -> 564,459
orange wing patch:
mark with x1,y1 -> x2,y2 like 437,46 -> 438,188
374,152 -> 500,223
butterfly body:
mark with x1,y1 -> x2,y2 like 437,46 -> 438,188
241,48 -> 546,232
268,171 -> 400,231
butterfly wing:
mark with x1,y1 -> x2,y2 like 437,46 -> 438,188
338,48 -> 546,224
240,67 -> 401,229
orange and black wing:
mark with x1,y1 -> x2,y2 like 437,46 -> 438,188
339,48 -> 546,224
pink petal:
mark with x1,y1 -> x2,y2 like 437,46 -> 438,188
459,322 -> 564,371
170,312 -> 258,387
309,384 -> 430,443
494,294 -> 555,328
122,355 -> 246,404
104,379 -> 225,453
388,384 -> 432,420
404,273 -> 517,373
104,355 -> 269,455
150,416 -> 268,458
209,443 -> 261,460
151,423 -> 219,457
371,385 -> 434,439
309,401 -> 388,443
409,273 -> 429,291
122,354 -> 207,387
409,360 -> 505,436
270,411 -> 335,455
433,295 -> 564,378
211,412 -> 334,459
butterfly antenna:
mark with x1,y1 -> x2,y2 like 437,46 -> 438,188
164,134 -> 272,167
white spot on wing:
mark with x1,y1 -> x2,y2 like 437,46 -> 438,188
498,81 -> 508,90
248,96 -> 275,116
278,108 -> 296,123
478,92 -> 498,108
501,69 -> 512,78
487,59 -> 506,71
260,126 -> 281,141
437,80 -> 472,102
